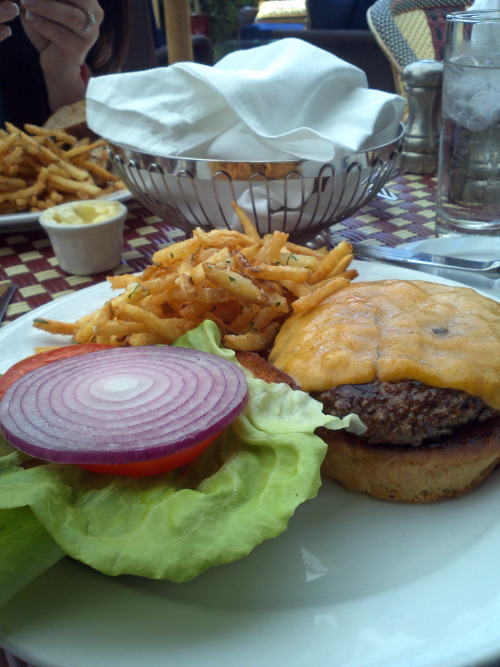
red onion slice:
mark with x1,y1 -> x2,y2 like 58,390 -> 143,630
0,347 -> 248,464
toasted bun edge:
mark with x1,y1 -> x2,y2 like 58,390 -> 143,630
319,417 -> 500,503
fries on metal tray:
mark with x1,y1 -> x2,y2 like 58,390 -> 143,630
0,122 -> 124,214
33,205 -> 357,352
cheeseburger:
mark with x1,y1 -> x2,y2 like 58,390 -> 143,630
269,280 -> 500,503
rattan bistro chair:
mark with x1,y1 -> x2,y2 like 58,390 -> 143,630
367,0 -> 469,97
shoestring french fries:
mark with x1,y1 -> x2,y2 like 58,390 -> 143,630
0,122 -> 124,214
33,205 -> 357,353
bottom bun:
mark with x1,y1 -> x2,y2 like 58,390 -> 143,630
319,418 -> 500,503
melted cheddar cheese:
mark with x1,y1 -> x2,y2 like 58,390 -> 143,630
269,280 -> 500,410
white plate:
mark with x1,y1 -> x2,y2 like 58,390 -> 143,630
0,190 -> 133,234
0,262 -> 500,667
400,235 -> 500,299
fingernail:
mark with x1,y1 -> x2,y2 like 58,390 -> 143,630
2,2 -> 19,19
24,8 -> 40,22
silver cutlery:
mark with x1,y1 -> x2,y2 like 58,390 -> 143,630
349,242 -> 500,275
0,283 -> 16,323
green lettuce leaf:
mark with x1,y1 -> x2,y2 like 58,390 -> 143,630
0,320 -> 363,604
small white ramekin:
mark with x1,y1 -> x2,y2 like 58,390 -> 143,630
39,200 -> 128,275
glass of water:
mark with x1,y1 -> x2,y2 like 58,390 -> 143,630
436,10 -> 500,236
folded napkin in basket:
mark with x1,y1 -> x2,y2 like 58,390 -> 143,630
86,38 -> 405,162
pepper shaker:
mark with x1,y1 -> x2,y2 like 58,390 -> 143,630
400,59 -> 443,174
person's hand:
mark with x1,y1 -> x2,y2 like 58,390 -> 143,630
18,0 -> 104,112
19,0 -> 104,77
0,1 -> 20,41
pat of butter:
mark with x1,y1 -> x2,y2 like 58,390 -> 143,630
47,201 -> 122,225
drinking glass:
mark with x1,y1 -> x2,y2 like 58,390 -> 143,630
436,10 -> 500,236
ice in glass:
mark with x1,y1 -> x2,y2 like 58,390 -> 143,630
436,11 -> 500,236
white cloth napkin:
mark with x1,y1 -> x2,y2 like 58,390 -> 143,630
86,38 -> 405,162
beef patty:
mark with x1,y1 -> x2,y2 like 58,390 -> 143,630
312,381 -> 499,447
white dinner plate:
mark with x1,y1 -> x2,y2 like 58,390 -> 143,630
0,262 -> 500,667
399,234 -> 500,299
0,189 -> 133,234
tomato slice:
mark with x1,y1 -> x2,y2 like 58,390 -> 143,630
78,432 -> 221,477
0,344 -> 115,404
1,343 -> 222,477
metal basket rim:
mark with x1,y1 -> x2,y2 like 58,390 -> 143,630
109,123 -> 405,169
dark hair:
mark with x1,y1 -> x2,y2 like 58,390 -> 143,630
88,0 -> 131,75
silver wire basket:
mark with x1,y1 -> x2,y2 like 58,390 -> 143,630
108,124 -> 404,241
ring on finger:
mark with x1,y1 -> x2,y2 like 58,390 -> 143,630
76,9 -> 97,35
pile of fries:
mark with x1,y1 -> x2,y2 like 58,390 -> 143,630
34,205 -> 357,352
0,122 -> 124,214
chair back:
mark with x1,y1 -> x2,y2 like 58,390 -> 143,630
367,0 -> 469,95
